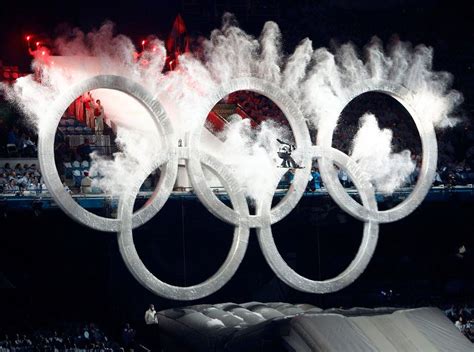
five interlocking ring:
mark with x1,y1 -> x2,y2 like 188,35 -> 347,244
38,75 -> 437,300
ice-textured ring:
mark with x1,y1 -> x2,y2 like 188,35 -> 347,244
38,75 -> 437,300
38,75 -> 178,232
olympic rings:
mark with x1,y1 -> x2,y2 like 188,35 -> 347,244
38,75 -> 438,300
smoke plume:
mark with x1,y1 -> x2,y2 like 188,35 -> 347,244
350,113 -> 416,194
1,15 -> 464,198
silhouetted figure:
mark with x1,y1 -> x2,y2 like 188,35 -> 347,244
277,139 -> 300,168
76,138 -> 92,161
121,323 -> 136,350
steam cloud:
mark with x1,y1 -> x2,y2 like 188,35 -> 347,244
1,15 -> 463,199
350,114 -> 415,194
209,115 -> 292,201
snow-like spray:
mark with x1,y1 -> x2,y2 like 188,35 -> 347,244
1,15 -> 464,199
207,115 -> 292,201
350,113 -> 415,193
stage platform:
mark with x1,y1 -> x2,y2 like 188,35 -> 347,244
154,302 -> 473,352
0,186 -> 473,211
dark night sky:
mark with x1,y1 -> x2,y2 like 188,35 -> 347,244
0,0 -> 180,67
0,0 -> 473,105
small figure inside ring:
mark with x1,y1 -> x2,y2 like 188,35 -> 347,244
277,138 -> 302,168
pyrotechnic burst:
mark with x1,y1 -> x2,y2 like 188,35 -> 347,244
2,14 -> 463,199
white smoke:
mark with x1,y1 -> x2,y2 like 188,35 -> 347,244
4,22 -> 168,131
88,127 -> 162,196
1,22 -> 170,197
350,113 -> 415,194
302,38 -> 463,131
207,115 -> 292,201
1,15 -> 464,198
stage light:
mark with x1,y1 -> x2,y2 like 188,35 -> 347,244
36,41 -> 40,47
26,35 -> 31,41
142,40 -> 146,45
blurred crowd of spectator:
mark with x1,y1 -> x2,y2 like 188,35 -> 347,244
0,163 -> 45,195
279,158 -> 474,192
0,322 -> 125,351
2,158 -> 474,197
2,91 -> 474,196
226,91 -> 287,125
0,122 -> 37,158
445,304 -> 474,342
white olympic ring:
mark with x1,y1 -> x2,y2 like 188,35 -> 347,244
38,75 -> 178,232
38,75 -> 437,300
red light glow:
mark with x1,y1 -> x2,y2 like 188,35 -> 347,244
36,41 -> 40,47
26,35 -> 31,41
141,40 -> 146,45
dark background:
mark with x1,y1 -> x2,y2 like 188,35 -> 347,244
0,194 -> 473,331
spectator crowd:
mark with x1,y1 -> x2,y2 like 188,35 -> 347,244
226,91 -> 287,125
2,91 -> 474,196
445,304 -> 474,342
2,157 -> 474,197
279,159 -> 474,192
0,163 -> 45,195
0,322 -> 125,352
0,122 -> 37,158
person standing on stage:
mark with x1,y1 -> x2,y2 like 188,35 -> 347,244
145,304 -> 158,325
94,99 -> 105,135
144,304 -> 161,350
83,92 -> 95,129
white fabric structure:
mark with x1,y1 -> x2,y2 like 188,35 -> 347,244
284,307 -> 473,352
155,303 -> 473,351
